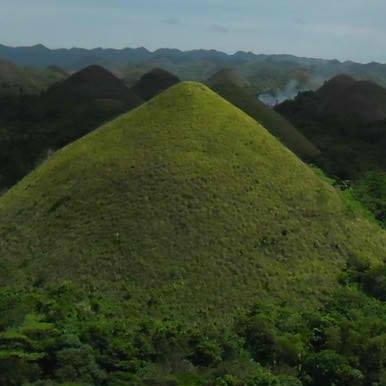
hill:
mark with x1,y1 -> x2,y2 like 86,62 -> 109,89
277,76 -> 386,178
279,74 -> 386,126
207,69 -> 320,160
131,68 -> 180,100
315,75 -> 386,124
0,82 -> 384,315
44,64 -> 142,106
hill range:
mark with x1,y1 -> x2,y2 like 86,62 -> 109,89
2,43 -> 386,95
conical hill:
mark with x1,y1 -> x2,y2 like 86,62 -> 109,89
0,82 -> 384,323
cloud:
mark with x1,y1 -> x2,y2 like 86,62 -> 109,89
210,24 -> 230,34
295,18 -> 306,26
161,17 -> 182,26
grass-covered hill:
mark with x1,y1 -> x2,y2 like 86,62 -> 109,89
207,69 -> 320,160
277,75 -> 386,179
0,82 -> 384,321
131,67 -> 181,101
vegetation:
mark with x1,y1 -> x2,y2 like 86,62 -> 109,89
0,81 -> 385,385
0,58 -> 66,97
353,170 -> 386,227
276,76 -> 386,224
1,258 -> 386,385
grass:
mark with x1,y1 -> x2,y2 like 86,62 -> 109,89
0,82 -> 384,325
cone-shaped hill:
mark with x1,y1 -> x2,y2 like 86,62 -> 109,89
44,64 -> 143,106
207,69 -> 320,161
131,68 -> 180,101
0,82 -> 384,323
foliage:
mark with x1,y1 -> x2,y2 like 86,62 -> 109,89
353,170 -> 386,227
0,272 -> 386,385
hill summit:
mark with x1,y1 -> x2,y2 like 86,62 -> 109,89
0,82 -> 384,322
45,64 -> 142,106
207,69 -> 320,160
208,68 -> 250,88
131,67 -> 181,100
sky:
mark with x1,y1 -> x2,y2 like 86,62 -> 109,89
1,0 -> 385,63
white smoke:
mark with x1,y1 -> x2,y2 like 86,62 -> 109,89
258,79 -> 303,107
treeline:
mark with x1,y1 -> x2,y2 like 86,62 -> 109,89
1,255 -> 386,386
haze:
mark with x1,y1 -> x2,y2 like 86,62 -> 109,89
1,0 -> 385,63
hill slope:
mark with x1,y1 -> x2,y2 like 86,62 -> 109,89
207,69 -> 320,160
0,82 -> 384,323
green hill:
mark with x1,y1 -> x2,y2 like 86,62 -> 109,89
0,82 -> 384,322
207,69 -> 320,160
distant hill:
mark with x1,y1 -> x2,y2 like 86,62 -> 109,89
277,75 -> 386,178
131,68 -> 180,100
314,75 -> 386,124
0,58 -> 66,96
0,82 -> 383,324
207,69 -> 320,160
44,64 -> 142,106
2,43 -> 386,95
0,65 -> 142,190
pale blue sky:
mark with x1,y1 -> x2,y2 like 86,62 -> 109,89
1,0 -> 385,62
